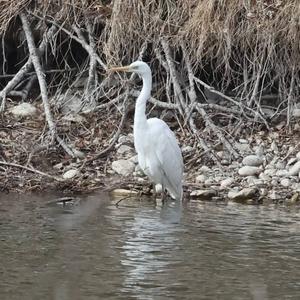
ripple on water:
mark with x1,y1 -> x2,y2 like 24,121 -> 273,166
0,193 -> 299,300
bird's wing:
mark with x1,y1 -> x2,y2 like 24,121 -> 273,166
147,118 -> 183,198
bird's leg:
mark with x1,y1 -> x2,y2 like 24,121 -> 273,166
161,186 -> 167,205
152,183 -> 157,202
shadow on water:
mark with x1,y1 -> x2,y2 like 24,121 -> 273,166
0,193 -> 300,300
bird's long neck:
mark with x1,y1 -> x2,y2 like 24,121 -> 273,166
134,72 -> 152,131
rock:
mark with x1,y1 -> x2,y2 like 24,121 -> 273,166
255,145 -> 264,157
238,166 -> 261,176
259,173 -> 271,182
129,155 -> 139,164
280,178 -> 290,187
286,193 -> 300,205
276,170 -> 288,177
275,161 -> 285,170
53,162 -> 63,170
239,139 -> 248,144
57,93 -> 83,114
111,189 -> 138,197
220,178 -> 234,188
292,183 -> 300,192
235,142 -> 251,153
204,178 -> 215,186
216,151 -> 224,159
182,145 -> 193,154
190,189 -> 217,200
117,145 -> 133,155
134,164 -> 145,177
242,155 -> 263,167
269,190 -> 280,200
112,160 -> 135,176
264,168 -> 276,176
118,135 -> 133,144
296,152 -> 300,160
10,103 -> 37,117
228,188 -> 258,202
127,134 -> 134,143
247,176 -> 263,186
221,159 -> 229,165
271,179 -> 278,186
63,169 -> 79,179
292,108 -> 300,118
199,166 -> 211,173
62,114 -> 86,123
195,174 -> 207,183
270,141 -> 279,154
288,161 -> 300,176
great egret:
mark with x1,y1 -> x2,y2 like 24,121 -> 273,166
109,61 -> 183,201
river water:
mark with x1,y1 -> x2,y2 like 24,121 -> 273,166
0,193 -> 299,300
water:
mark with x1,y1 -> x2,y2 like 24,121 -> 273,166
0,193 -> 300,300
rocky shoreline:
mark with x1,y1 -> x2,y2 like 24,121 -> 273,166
1,101 -> 300,207
108,130 -> 300,205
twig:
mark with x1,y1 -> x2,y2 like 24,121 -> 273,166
195,105 -> 239,159
0,160 -> 62,181
130,90 -> 178,109
0,25 -> 57,111
188,116 -> 222,167
160,39 -> 185,115
20,12 -> 77,157
85,99 -> 130,164
193,76 -> 270,129
286,68 -> 295,130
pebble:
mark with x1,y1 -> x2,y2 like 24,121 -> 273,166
62,114 -> 86,123
195,174 -> 207,183
259,173 -> 271,182
190,189 -> 217,200
296,152 -> 300,160
111,189 -> 138,197
220,178 -> 234,188
117,145 -> 133,155
235,142 -> 251,153
280,178 -> 290,187
182,145 -> 193,154
269,190 -> 280,200
242,155 -> 264,167
129,155 -> 139,164
247,176 -> 263,186
10,103 -> 37,117
228,188 -> 258,201
276,170 -> 288,177
264,169 -> 276,176
238,166 -> 261,176
270,141 -> 279,154
204,178 -> 215,186
112,159 -> 135,176
134,164 -> 145,177
199,166 -> 211,173
239,139 -> 248,144
275,161 -> 285,170
63,169 -> 79,179
288,161 -> 300,176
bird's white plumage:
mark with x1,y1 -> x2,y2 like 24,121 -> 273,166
110,61 -> 183,200
135,117 -> 183,200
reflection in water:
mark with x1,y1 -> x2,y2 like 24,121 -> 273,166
0,193 -> 299,300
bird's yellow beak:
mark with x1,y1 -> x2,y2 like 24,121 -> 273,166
108,65 -> 131,73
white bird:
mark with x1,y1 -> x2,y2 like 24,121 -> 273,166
109,61 -> 183,201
